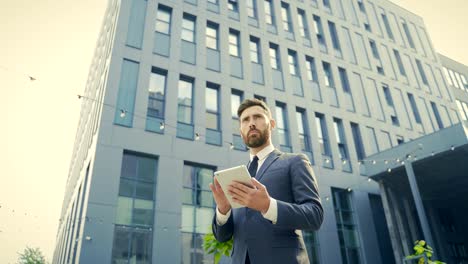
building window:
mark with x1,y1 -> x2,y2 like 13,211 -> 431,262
229,29 -> 241,57
369,40 -> 380,59
231,90 -> 242,129
181,14 -> 196,43
269,43 -> 281,70
448,69 -> 459,89
111,152 -> 158,264
304,231 -> 321,264
254,94 -> 266,102
396,135 -> 404,145
332,188 -> 363,264
205,83 -> 220,131
306,56 -> 318,82
297,8 -> 310,38
181,163 -> 215,264
455,72 -> 465,90
288,49 -> 299,75
155,5 -> 171,35
231,90 -> 246,150
461,74 -> 467,89
177,77 -> 194,125
115,59 -> 139,127
415,59 -> 429,85
381,13 -> 394,40
249,36 -> 261,63
382,85 -> 399,126
126,0 -> 147,49
315,113 -> 331,156
370,40 -> 384,75
350,122 -> 365,160
322,0 -> 331,9
328,21 -> 341,52
381,130 -> 393,150
456,71 -> 467,90
364,22 -> 371,32
313,15 -> 327,50
247,0 -> 257,18
206,21 -> 219,50
366,127 -> 379,155
393,49 -> 406,76
333,118 -> 349,160
276,102 -> 291,151
338,67 -> 351,93
147,68 -> 166,120
296,108 -> 312,152
322,62 -> 335,87
442,67 -> 454,86
281,2 -> 293,32
264,0 -> 275,25
382,85 -> 394,107
407,93 -> 422,124
456,100 -> 468,121
402,21 -> 415,49
430,102 -> 444,129
227,0 -> 238,12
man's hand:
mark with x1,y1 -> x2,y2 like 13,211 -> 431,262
228,178 -> 270,213
209,178 -> 231,214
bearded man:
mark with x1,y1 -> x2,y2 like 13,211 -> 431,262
210,98 -> 323,264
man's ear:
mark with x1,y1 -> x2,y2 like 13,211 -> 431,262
270,119 -> 276,130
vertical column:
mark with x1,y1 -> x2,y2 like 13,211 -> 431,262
404,162 -> 435,252
387,187 -> 411,257
402,198 -> 419,242
378,181 -> 404,264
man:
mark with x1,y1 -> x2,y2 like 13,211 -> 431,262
210,99 -> 323,264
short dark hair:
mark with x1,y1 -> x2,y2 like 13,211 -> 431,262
237,98 -> 271,118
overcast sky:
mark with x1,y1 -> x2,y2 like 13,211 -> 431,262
1,0 -> 467,263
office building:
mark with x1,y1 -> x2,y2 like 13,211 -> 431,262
53,0 -> 466,263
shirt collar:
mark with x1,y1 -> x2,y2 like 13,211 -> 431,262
250,144 -> 275,162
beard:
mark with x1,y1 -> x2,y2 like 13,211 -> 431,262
242,126 -> 270,148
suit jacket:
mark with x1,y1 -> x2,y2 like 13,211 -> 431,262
212,149 -> 323,264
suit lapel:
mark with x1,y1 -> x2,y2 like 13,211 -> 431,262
256,149 -> 282,181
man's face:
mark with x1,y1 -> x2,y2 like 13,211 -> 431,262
239,106 -> 275,148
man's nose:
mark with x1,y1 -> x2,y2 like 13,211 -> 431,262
249,122 -> 256,129
247,117 -> 257,128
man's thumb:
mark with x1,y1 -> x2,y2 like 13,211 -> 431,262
251,178 -> 264,189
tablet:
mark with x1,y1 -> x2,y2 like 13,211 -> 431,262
214,165 -> 253,209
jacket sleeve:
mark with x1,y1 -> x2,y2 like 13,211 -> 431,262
212,211 -> 234,242
275,154 -> 324,230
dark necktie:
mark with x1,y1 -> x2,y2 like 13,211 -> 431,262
248,156 -> 259,178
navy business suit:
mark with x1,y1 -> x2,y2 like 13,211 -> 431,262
212,149 -> 323,264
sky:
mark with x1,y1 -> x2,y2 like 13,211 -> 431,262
1,0 -> 467,263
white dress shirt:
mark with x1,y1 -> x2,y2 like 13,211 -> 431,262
216,143 -> 278,225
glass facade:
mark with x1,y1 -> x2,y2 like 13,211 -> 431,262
332,188 -> 362,264
111,152 -> 158,264
181,163 -> 215,264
